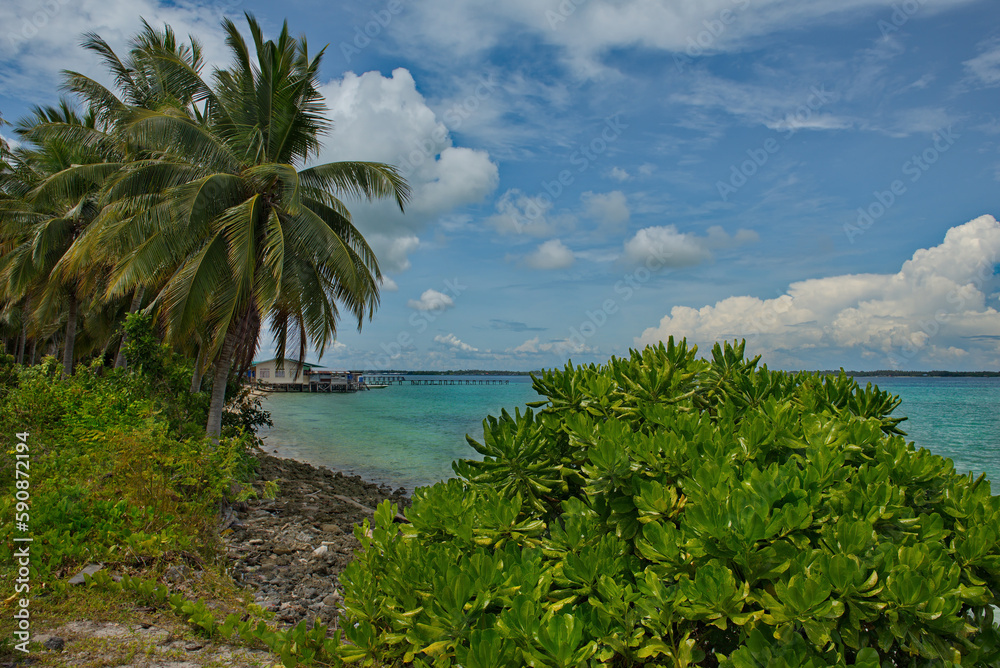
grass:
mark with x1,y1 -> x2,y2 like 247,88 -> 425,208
0,352 -> 284,665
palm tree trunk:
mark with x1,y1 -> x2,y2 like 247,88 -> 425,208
16,324 -> 26,364
29,339 -> 37,366
62,291 -> 78,377
114,287 -> 145,369
206,327 -> 238,438
190,342 -> 206,393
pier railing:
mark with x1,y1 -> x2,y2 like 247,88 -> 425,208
253,376 -> 511,392
409,379 -> 509,385
364,375 -> 406,385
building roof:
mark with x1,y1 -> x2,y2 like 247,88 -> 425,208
250,358 -> 323,369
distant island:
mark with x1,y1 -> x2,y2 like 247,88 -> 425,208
819,370 -> 1000,377
363,369 -> 1000,378
365,369 -> 537,376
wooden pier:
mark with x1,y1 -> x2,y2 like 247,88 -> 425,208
254,375 -> 510,392
257,379 -> 357,393
409,379 -> 509,386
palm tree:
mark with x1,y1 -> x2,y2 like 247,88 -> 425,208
0,103 -> 117,376
91,14 -> 409,436
0,112 -> 12,180
56,22 -> 208,369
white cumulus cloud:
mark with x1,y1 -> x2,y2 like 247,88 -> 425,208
582,190 -> 630,227
526,239 -> 575,270
407,289 -> 455,312
369,234 -> 420,273
434,333 -> 478,352
622,225 -> 758,267
636,215 -> 1000,369
317,68 -> 499,268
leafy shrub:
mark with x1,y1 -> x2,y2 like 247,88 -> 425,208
221,381 -> 273,448
0,352 -> 17,399
0,351 -> 256,586
340,339 -> 1000,667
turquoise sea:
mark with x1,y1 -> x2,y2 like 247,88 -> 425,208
257,375 -> 1000,493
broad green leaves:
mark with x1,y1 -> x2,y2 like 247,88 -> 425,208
340,339 -> 1000,667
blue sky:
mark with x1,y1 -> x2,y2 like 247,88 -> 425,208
2,0 -> 999,371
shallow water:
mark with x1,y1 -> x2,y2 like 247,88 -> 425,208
258,376 -> 539,491
258,375 -> 1000,493
862,376 -> 1000,489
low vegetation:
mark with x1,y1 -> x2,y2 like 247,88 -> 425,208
0,314 -> 275,658
341,338 -> 1000,667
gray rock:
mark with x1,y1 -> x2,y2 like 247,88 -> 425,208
67,563 -> 103,585
43,636 -> 65,651
312,545 -> 328,557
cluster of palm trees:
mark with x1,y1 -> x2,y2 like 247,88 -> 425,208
0,15 -> 410,435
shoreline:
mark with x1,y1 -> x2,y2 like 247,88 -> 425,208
224,451 -> 410,629
258,435 -> 422,494
254,388 -> 423,493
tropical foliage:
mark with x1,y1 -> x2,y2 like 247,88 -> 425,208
0,325 -> 258,599
0,15 -> 409,434
341,339 -> 1000,667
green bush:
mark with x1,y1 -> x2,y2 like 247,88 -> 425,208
0,353 -> 17,399
340,339 -> 1000,667
0,348 -> 256,587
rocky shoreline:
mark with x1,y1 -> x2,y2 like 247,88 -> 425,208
6,454 -> 409,668
224,452 -> 410,629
